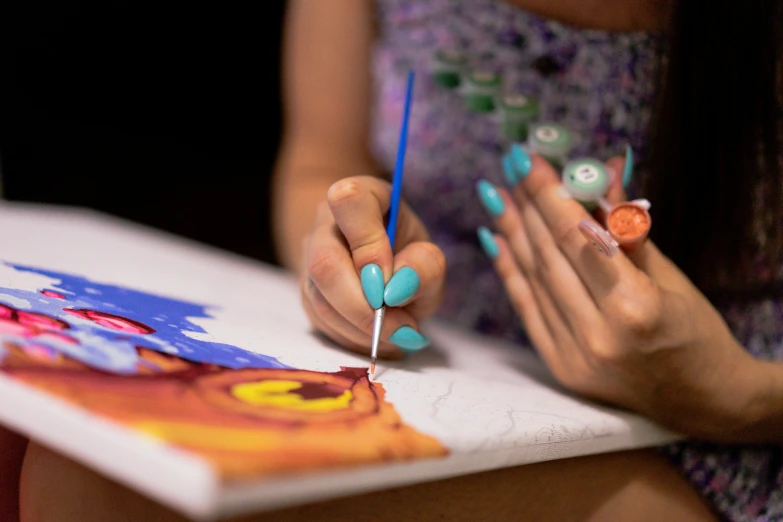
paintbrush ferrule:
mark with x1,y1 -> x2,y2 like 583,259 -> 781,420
370,307 -> 385,371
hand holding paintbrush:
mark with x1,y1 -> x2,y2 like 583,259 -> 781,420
299,70 -> 445,369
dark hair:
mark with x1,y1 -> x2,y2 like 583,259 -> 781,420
644,0 -> 782,298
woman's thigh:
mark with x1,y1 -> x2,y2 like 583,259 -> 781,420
19,442 -> 719,522
0,425 -> 29,522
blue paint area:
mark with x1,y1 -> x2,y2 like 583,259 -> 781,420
0,263 -> 290,373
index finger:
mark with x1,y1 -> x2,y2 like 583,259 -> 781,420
327,176 -> 394,278
327,176 -> 431,288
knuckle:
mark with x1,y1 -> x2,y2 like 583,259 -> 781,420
613,295 -> 662,337
352,232 -> 392,260
357,309 -> 377,335
580,330 -> 620,365
418,242 -> 447,277
326,178 -> 364,208
308,287 -> 332,318
307,247 -> 343,283
550,219 -> 581,248
532,249 -> 554,281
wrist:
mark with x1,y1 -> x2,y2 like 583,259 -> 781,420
738,359 -> 783,443
708,352 -> 783,444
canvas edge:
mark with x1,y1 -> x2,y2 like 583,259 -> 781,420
0,374 -> 219,521
213,425 -> 684,519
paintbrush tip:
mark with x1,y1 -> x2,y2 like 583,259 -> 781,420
370,362 -> 376,375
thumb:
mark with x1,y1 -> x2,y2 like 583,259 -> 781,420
607,144 -> 635,203
597,145 -> 634,222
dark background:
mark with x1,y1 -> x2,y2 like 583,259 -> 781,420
0,1 -> 287,265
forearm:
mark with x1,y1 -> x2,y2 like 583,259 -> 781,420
738,359 -> 783,443
518,0 -> 670,31
272,148 -> 382,273
695,351 -> 783,445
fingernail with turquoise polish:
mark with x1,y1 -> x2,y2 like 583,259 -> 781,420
622,144 -> 634,189
383,266 -> 420,307
360,264 -> 385,309
477,226 -> 499,259
502,154 -> 517,186
476,179 -> 504,217
388,326 -> 430,352
510,144 -> 532,179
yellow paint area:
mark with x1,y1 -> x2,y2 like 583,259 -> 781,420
230,379 -> 353,412
136,421 -> 280,451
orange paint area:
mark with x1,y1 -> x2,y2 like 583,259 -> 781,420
0,342 -> 448,482
608,204 -> 650,239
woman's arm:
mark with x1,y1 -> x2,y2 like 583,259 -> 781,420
509,0 -> 671,31
740,360 -> 783,443
272,0 -> 382,272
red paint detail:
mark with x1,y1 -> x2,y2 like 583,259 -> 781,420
36,332 -> 79,345
0,318 -> 36,337
17,311 -> 70,331
62,309 -> 155,335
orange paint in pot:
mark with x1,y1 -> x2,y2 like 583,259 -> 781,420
606,202 -> 651,251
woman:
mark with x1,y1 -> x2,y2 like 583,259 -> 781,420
12,0 -> 782,520
276,0 -> 783,520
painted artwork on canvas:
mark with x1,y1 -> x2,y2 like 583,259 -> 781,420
0,263 -> 447,481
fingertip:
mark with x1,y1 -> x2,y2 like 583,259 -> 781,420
622,144 -> 634,189
387,325 -> 431,353
360,264 -> 385,309
477,226 -> 500,260
604,156 -> 628,206
519,153 -> 564,197
383,266 -> 421,307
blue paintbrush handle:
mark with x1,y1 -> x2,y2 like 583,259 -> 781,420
386,70 -> 415,251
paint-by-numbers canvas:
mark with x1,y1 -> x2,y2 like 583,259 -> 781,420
0,203 -> 679,520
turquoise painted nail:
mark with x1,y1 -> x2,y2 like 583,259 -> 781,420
622,144 -> 634,189
383,266 -> 420,307
388,326 -> 430,352
502,154 -> 517,186
476,179 -> 505,217
510,144 -> 532,179
477,226 -> 499,259
360,264 -> 385,309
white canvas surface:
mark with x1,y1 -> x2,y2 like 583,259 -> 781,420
0,203 -> 681,520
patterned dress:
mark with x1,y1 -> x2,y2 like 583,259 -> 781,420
369,1 -> 783,520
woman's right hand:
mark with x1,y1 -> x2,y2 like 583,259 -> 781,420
300,176 -> 446,358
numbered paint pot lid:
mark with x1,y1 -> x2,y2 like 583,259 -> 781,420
466,70 -> 501,87
528,122 -> 573,156
578,219 -> 619,258
562,158 -> 611,202
434,49 -> 468,66
499,94 -> 539,119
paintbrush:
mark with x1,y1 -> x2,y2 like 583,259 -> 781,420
370,70 -> 415,377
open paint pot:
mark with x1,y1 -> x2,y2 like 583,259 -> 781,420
606,202 -> 651,252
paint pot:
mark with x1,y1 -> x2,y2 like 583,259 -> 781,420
431,50 -> 468,89
463,71 -> 501,112
498,94 -> 539,141
561,158 -> 611,211
578,219 -> 619,258
527,122 -> 573,171
606,202 -> 651,251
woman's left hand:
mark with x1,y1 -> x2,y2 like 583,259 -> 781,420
478,150 -> 777,443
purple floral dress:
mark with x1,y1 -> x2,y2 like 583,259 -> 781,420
369,1 -> 783,520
